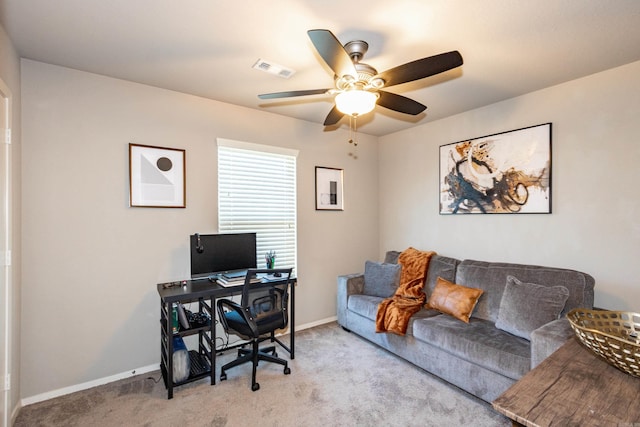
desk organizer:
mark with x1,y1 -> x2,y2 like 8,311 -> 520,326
567,308 -> 640,377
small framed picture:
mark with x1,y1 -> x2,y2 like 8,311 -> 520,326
129,143 -> 186,208
315,166 -> 344,211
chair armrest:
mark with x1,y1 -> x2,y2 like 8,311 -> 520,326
337,273 -> 364,327
216,298 -> 241,330
217,298 -> 258,336
530,317 -> 574,368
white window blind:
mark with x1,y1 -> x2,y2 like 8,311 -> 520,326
217,139 -> 297,272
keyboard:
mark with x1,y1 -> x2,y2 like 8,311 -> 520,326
188,350 -> 210,376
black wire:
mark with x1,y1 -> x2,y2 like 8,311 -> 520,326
147,374 -> 163,384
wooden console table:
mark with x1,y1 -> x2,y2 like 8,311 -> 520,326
493,337 -> 640,426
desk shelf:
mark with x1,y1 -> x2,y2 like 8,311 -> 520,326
160,350 -> 211,388
158,296 -> 214,399
158,320 -> 211,337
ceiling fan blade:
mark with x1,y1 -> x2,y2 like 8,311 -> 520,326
323,105 -> 344,126
377,91 -> 427,115
375,51 -> 463,87
258,89 -> 331,99
308,29 -> 358,79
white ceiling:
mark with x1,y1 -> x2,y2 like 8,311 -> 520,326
2,0 -> 640,136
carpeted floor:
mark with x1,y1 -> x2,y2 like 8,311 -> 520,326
15,322 -> 510,426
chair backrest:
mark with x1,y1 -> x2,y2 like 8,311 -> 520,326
241,268 -> 293,328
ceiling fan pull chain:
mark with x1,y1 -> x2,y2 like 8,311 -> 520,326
348,115 -> 358,146
351,115 -> 354,144
353,116 -> 358,146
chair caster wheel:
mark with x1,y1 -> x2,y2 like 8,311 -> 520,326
220,372 -> 227,381
284,367 -> 291,375
252,383 -> 260,391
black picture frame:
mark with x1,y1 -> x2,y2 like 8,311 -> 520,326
129,143 -> 186,208
315,166 -> 344,211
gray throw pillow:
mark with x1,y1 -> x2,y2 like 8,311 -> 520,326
495,275 -> 570,340
363,261 -> 401,298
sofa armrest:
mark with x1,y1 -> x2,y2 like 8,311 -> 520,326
530,317 -> 574,368
337,273 -> 364,327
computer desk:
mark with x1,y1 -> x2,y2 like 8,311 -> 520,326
156,275 -> 296,399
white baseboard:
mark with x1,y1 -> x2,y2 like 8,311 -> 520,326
21,363 -> 158,407
11,400 -> 20,425
296,316 -> 336,331
19,317 -> 337,407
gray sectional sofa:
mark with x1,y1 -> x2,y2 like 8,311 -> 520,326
337,251 -> 595,402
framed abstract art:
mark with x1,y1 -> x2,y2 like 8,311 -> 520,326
439,123 -> 551,214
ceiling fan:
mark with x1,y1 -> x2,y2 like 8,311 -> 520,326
258,29 -> 464,126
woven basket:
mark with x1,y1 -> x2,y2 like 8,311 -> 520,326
567,308 -> 640,378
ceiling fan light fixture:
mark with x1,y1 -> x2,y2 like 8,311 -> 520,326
335,89 -> 378,117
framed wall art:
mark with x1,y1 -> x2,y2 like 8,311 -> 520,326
439,123 -> 551,214
129,143 -> 186,208
315,166 -> 344,211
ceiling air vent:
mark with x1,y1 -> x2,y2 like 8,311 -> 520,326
252,58 -> 296,79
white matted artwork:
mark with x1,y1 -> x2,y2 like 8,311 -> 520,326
129,143 -> 186,208
315,166 -> 344,211
439,123 -> 551,214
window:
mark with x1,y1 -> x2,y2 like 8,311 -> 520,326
217,139 -> 297,272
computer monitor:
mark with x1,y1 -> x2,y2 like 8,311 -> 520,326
190,232 -> 257,279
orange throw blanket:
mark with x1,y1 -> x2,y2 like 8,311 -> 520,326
375,248 -> 435,335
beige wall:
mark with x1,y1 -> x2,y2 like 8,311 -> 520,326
0,22 -> 21,425
379,60 -> 640,312
20,60 -> 379,399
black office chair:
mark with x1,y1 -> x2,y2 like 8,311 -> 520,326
216,268 -> 293,391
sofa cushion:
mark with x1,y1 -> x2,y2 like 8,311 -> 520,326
347,294 -> 440,335
413,315 -> 531,380
347,294 -> 383,321
495,275 -> 570,340
425,255 -> 460,298
455,260 -> 595,322
363,261 -> 401,298
426,277 -> 483,323
383,251 -> 401,264
383,252 -> 460,300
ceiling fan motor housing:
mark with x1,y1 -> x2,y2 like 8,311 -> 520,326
344,40 -> 369,62
336,63 -> 381,90
342,40 -> 384,88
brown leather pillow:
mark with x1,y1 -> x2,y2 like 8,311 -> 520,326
426,277 -> 484,323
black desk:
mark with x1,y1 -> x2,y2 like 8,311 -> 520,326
156,276 -> 296,399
